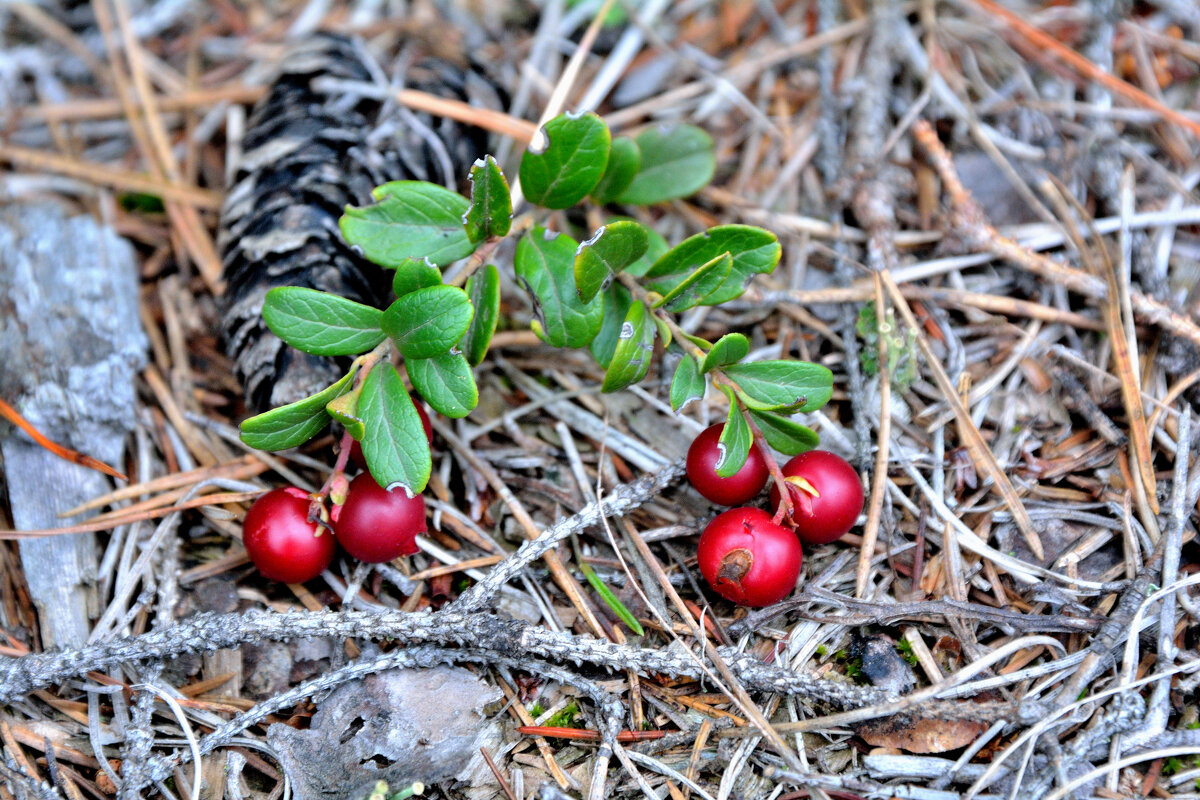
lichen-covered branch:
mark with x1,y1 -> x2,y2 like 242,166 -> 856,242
138,646 -> 622,790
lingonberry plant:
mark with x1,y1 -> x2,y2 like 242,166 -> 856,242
238,113 -> 834,514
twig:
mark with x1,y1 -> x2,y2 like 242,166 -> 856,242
880,267 -> 1045,560
965,0 -> 1200,141
453,461 -> 685,611
911,119 -> 1200,349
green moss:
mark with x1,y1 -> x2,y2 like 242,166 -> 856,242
546,701 -> 581,728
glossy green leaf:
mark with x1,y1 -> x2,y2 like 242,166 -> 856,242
681,331 -> 713,352
579,560 -> 644,635
747,409 -> 820,455
574,220 -> 649,304
701,333 -> 749,374
340,181 -> 476,267
617,124 -> 715,206
715,389 -> 752,478
461,264 -> 500,367
261,287 -> 385,357
514,227 -> 603,348
644,225 -> 780,305
392,258 -> 443,297
723,360 -> 835,413
326,385 -> 364,441
382,285 -> 474,360
588,283 -> 632,368
590,136 -> 640,204
240,369 -> 355,451
407,352 -> 478,419
653,252 -> 732,313
464,156 -> 512,242
358,362 -> 431,494
519,113 -> 611,209
670,354 -> 704,412
601,301 -> 655,393
624,224 -> 669,278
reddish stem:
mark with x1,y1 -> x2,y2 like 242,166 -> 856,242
740,407 -> 794,525
309,428 -> 354,525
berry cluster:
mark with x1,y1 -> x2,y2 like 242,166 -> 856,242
241,406 -> 434,583
241,412 -> 856,613
687,424 -> 863,607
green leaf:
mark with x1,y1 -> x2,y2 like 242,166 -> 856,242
261,287 -> 385,357
519,113 -> 611,209
407,352 -> 478,419
653,252 -> 732,313
747,409 -> 819,455
119,192 -> 164,213
461,264 -> 500,367
464,156 -> 512,242
652,315 -> 672,349
579,560 -> 644,635
590,137 -> 641,204
326,385 -> 365,441
715,390 -> 752,478
601,301 -> 655,393
722,360 -> 835,413
588,283 -> 633,368
514,227 -> 603,348
574,220 -> 649,304
644,225 -> 781,304
624,224 -> 669,277
340,181 -> 476,267
617,124 -> 715,205
240,369 -> 355,451
382,285 -> 474,359
670,354 -> 704,412
392,258 -> 443,298
358,362 -> 431,494
701,333 -> 749,373
566,0 -> 629,25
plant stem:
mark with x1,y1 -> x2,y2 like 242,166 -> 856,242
616,273 -> 707,361
307,341 -> 392,520
618,273 -> 793,518
353,339 -> 392,378
448,214 -> 534,288
388,784 -> 424,800
741,406 -> 795,524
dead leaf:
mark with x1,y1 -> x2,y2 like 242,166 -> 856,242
854,714 -> 989,754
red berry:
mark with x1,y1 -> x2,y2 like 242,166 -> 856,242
686,423 -> 770,506
333,473 -> 426,563
769,450 -> 863,545
243,487 -> 336,583
346,403 -> 433,470
697,507 -> 802,607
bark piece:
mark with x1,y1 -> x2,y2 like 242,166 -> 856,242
0,202 -> 147,648
266,664 -> 503,799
